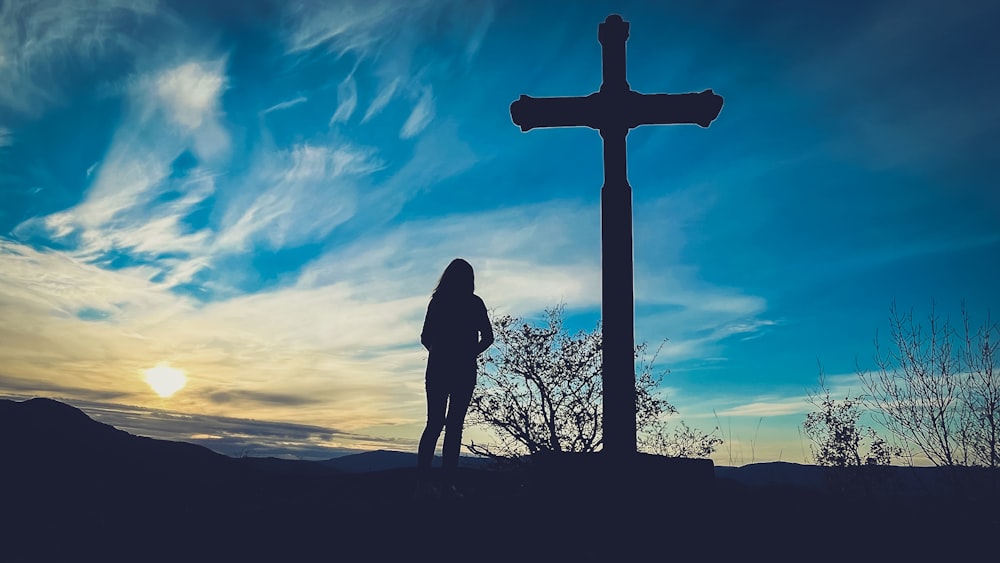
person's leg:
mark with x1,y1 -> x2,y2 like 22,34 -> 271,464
441,380 -> 475,474
417,379 -> 448,473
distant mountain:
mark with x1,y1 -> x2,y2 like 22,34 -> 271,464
716,461 -> 826,490
1,397 -> 235,480
318,449 -> 419,472
239,455 -> 341,476
715,460 -> 991,496
318,449 -> 494,472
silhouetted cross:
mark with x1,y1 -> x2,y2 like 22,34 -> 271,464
510,14 -> 723,458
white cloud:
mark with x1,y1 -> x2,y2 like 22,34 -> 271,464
153,61 -> 225,129
63,145 -> 170,230
216,142 -> 382,252
716,397 -> 810,418
362,77 -> 399,122
12,58 -> 232,290
400,86 -> 435,139
634,293 -> 773,364
282,0 -> 494,62
15,143 -> 216,285
297,200 -> 602,316
281,1 -> 492,140
330,75 -> 358,124
0,126 -> 11,147
283,0 -> 429,56
262,96 -> 308,115
136,59 -> 230,160
14,75 -> 385,301
0,239 -> 180,320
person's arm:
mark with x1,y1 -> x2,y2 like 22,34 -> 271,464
475,300 -> 494,355
420,300 -> 436,352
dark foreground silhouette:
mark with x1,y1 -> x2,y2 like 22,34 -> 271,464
2,398 -> 996,561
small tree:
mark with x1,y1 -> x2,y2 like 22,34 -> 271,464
804,376 -> 895,468
466,306 -> 720,459
859,302 -> 1000,470
961,306 -> 999,470
803,370 -> 897,495
639,420 -> 723,459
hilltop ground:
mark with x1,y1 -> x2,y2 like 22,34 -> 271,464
2,398 -> 997,561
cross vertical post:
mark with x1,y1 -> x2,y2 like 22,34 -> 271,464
510,14 -> 723,460
600,125 -> 636,458
598,14 -> 636,458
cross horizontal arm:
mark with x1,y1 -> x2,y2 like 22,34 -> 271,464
511,89 -> 725,133
626,89 -> 724,128
509,93 -> 601,132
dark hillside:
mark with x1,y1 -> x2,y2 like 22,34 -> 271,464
1,398 -> 996,561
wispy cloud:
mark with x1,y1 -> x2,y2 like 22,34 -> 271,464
262,96 -> 308,115
683,372 -> 863,420
716,397 -> 810,418
280,0 -> 495,62
152,61 -> 226,129
362,77 -> 398,122
281,0 -> 493,141
136,59 -> 231,160
14,141 -> 216,288
297,199 -> 603,311
0,126 -> 11,147
282,0 -> 409,56
463,3 -> 494,62
329,75 -> 358,124
365,120 -> 476,218
0,0 -> 168,115
11,56 -> 232,296
216,141 -> 383,252
625,189 -> 776,362
400,86 -> 435,139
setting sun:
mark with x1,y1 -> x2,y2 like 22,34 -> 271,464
143,363 -> 187,398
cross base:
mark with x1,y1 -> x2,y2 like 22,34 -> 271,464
528,451 -> 715,502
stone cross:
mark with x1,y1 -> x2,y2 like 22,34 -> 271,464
510,14 -> 723,458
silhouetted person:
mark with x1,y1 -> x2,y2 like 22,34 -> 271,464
416,258 -> 494,497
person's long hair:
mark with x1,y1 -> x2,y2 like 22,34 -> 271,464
433,258 -> 474,298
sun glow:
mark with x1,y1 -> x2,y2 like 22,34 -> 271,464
143,363 -> 187,398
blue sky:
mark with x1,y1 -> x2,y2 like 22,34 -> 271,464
1,0 -> 997,464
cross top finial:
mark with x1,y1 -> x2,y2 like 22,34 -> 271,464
599,14 -> 629,44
